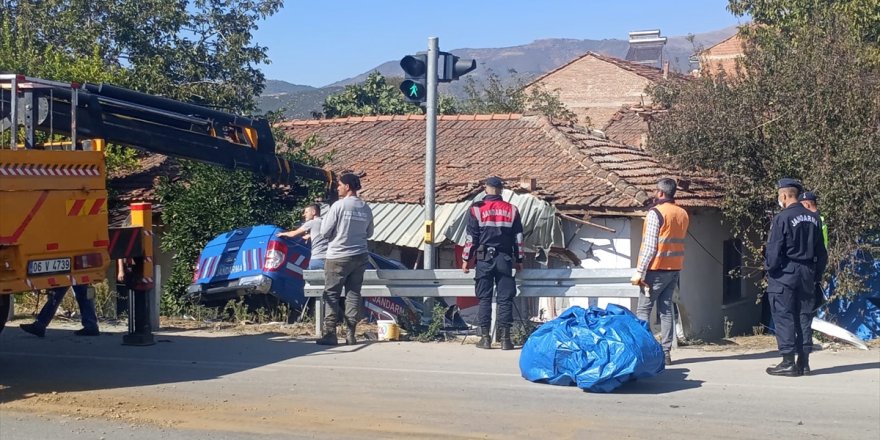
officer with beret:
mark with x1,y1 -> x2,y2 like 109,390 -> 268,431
799,191 -> 828,247
461,176 -> 525,350
765,178 -> 827,376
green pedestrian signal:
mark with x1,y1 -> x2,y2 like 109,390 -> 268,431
400,79 -> 426,101
399,54 -> 428,103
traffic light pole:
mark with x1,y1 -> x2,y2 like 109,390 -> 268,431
423,37 -> 439,323
424,37 -> 438,271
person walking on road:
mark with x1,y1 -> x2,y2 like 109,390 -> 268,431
461,177 -> 525,350
765,178 -> 827,376
20,285 -> 100,337
316,174 -> 373,346
631,178 -> 690,366
279,203 -> 328,270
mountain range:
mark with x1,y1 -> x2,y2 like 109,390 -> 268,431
258,25 -> 738,119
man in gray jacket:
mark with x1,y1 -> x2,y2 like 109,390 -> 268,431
316,173 -> 374,345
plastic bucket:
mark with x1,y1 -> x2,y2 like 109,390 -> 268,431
377,320 -> 400,341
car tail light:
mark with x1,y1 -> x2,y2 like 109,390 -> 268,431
74,253 -> 103,270
192,260 -> 201,282
263,241 -> 288,272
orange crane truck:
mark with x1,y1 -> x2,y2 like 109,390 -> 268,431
0,74 -> 334,334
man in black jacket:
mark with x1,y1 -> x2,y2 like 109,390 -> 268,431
765,178 -> 828,376
461,177 -> 524,350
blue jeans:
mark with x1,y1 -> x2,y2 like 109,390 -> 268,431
636,270 -> 680,353
35,285 -> 99,331
308,259 -> 325,270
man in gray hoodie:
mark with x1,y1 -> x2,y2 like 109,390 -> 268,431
316,173 -> 374,345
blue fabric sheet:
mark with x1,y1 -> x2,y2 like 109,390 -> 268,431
519,304 -> 665,393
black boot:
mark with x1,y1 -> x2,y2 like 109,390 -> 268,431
797,352 -> 811,376
766,354 -> 799,376
345,322 -> 357,345
316,330 -> 338,346
499,327 -> 514,350
476,327 -> 492,349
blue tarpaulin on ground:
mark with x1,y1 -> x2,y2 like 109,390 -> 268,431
519,304 -> 665,393
819,254 -> 880,341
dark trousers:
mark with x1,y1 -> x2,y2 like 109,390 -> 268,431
769,266 -> 816,356
36,285 -> 98,331
475,253 -> 516,329
322,253 -> 368,332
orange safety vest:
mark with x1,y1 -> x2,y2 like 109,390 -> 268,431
642,201 -> 690,271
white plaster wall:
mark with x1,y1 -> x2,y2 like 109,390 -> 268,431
542,217 -> 636,316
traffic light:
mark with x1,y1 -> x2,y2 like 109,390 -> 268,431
439,53 -> 477,83
399,54 -> 427,103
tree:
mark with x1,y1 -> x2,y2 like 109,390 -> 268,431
648,2 -> 880,295
320,71 -> 458,118
728,0 -> 880,64
459,69 -> 578,124
1,0 -> 282,111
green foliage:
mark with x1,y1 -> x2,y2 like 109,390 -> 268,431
321,72 -> 459,118
410,304 -> 447,342
728,0 -> 880,64
648,3 -> 880,295
459,69 -> 578,124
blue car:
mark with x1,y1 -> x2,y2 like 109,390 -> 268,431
186,225 -> 423,322
186,225 -> 312,307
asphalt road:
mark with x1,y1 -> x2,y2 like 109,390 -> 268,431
1,322 -> 878,440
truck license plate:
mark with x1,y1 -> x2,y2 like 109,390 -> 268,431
28,258 -> 71,275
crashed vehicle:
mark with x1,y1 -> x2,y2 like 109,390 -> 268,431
186,224 -> 433,325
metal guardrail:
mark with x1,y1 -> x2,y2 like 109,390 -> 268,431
303,268 -> 640,336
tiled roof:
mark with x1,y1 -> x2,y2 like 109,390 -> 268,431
526,51 -> 688,89
602,106 -> 667,149
277,114 -> 720,213
108,154 -> 177,204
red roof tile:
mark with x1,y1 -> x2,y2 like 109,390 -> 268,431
277,114 -> 720,213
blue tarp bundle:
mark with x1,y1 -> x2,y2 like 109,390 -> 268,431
519,304 -> 665,393
819,254 -> 880,341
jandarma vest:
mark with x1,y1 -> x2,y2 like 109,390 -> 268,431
643,201 -> 690,270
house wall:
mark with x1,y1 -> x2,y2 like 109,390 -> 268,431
526,56 -> 654,128
630,208 -> 761,341
701,34 -> 744,77
551,217 -> 639,313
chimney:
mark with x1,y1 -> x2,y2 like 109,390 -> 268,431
626,30 -> 667,69
663,61 -> 669,80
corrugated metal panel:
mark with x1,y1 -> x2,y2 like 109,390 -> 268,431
366,190 -> 564,250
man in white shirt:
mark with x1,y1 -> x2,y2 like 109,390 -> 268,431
315,174 -> 373,346
279,203 -> 328,270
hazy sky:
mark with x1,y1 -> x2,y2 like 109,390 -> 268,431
254,0 -> 746,87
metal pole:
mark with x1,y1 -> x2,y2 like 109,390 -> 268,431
422,37 -> 439,323
9,76 -> 18,150
425,37 -> 438,268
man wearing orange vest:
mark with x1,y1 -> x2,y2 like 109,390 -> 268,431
631,178 -> 690,366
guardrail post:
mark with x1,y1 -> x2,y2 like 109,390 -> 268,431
315,298 -> 323,337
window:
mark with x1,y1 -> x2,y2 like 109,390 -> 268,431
723,239 -> 744,303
